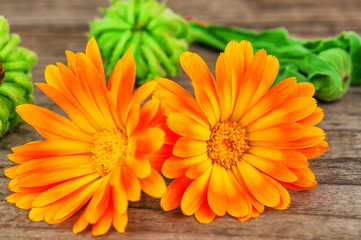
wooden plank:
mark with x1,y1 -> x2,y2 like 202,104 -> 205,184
1,0 -> 361,37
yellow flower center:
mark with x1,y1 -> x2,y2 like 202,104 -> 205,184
0,61 -> 4,84
90,128 -> 128,177
207,120 -> 249,169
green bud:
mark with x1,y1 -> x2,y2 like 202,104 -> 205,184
312,48 -> 351,101
0,16 -> 37,137
89,0 -> 189,85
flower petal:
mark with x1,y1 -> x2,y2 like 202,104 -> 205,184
35,83 -> 99,133
237,161 -> 280,207
91,205 -> 113,236
162,154 -> 208,179
161,177 -> 193,211
167,113 -> 210,141
135,127 -> 165,154
85,36 -> 105,78
126,155 -> 151,179
139,169 -> 166,198
12,139 -> 92,157
247,97 -> 317,132
32,173 -> 99,207
248,146 -> 309,169
247,123 -> 305,141
208,164 -> 227,216
186,158 -> 213,179
216,53 -> 233,120
113,211 -> 127,233
232,49 -> 268,121
238,77 -> 297,127
297,107 -> 324,127
181,167 -> 212,215
122,166 -> 141,202
180,52 -> 220,126
243,154 -> 297,182
173,137 -> 207,158
108,47 -> 135,123
16,104 -> 93,142
194,200 -> 216,224
154,78 -> 208,126
224,171 -> 251,218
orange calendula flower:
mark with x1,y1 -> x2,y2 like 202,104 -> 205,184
5,37 -> 167,236
154,40 -> 328,223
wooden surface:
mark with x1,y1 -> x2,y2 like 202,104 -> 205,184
1,0 -> 361,239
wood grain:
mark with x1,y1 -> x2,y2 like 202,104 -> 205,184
1,0 -> 361,239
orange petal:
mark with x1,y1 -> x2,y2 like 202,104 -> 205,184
73,210 -> 89,234
224,171 -> 251,218
162,154 -> 208,179
135,127 -> 165,154
139,169 -> 166,198
14,193 -> 39,209
35,83 -> 99,133
85,37 -> 105,78
181,167 -> 212,215
247,97 -> 317,132
237,161 -> 280,207
58,60 -> 108,128
44,64 -> 68,93
249,55 -> 279,107
239,77 -> 297,127
112,168 -> 128,215
122,166 -> 141,202
51,179 -> 101,222
124,81 -> 156,123
224,41 -> 245,108
91,205 -> 113,236
194,200 -> 216,224
126,155 -> 151,179
248,146 -> 309,169
167,113 -> 210,141
126,103 -> 140,137
269,178 -> 290,210
232,49 -> 268,121
85,64 -> 116,128
247,123 -> 305,141
113,211 -> 128,233
108,47 -> 135,123
85,177 -> 111,223
243,154 -> 297,182
29,206 -> 51,222
281,167 -> 317,190
32,173 -> 99,207
285,82 -> 316,100
15,155 -> 92,175
186,158 -> 212,179
297,107 -> 324,127
207,164 -> 227,216
16,165 -> 96,188
148,143 -> 174,171
173,137 -> 207,158
161,177 -> 193,211
252,127 -> 325,149
180,52 -> 220,126
12,139 -> 91,156
154,78 -> 208,126
134,98 -> 163,133
299,141 -> 329,159
215,53 -> 233,120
